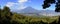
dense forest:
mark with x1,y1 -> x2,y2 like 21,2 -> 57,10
0,6 -> 60,24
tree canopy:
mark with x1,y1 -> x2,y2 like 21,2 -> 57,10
42,0 -> 60,12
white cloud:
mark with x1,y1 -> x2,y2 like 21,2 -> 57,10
6,0 -> 30,10
17,6 -> 27,10
17,0 -> 29,10
6,2 -> 15,7
18,0 -> 28,3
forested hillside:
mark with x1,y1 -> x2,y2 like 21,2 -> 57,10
0,6 -> 60,24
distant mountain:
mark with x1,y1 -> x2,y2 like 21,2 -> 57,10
12,6 -> 60,16
20,6 -> 40,13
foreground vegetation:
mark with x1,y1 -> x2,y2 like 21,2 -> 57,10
0,6 -> 60,24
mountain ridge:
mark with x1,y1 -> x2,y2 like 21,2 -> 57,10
12,6 -> 60,16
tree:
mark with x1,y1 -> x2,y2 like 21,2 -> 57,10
42,0 -> 60,24
2,6 -> 12,20
42,0 -> 60,12
0,6 -> 13,24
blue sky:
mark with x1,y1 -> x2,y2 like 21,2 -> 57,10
0,0 -> 55,11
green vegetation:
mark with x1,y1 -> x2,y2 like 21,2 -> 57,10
0,6 -> 60,24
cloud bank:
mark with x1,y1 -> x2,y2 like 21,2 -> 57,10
6,0 -> 29,10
